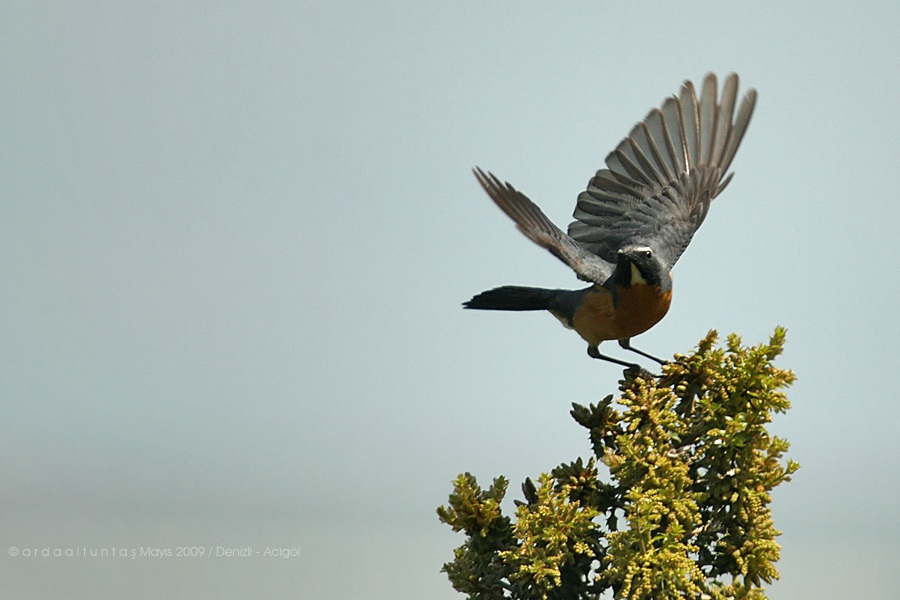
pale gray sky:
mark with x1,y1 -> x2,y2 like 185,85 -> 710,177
2,2 -> 898,598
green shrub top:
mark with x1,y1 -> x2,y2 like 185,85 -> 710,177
438,329 -> 797,600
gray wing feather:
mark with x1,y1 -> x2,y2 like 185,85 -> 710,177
473,168 -> 613,284
568,73 -> 757,270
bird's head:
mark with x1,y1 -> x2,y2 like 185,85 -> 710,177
612,245 -> 671,290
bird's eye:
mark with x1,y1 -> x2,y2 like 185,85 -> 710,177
640,249 -> 652,259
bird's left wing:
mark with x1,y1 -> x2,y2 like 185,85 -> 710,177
568,73 -> 757,271
473,168 -> 614,284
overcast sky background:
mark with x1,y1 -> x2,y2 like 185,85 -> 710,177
2,2 -> 899,598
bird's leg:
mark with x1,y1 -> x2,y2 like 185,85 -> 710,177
618,338 -> 667,365
587,345 -> 641,370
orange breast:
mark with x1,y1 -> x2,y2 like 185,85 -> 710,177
613,284 -> 672,339
572,285 -> 672,345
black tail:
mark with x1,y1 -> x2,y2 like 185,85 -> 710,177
463,286 -> 560,311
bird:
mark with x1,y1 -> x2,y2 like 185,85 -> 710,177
464,73 -> 757,369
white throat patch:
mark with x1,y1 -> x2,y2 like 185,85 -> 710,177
630,262 -> 647,285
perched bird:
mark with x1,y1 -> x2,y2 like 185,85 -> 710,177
464,73 -> 757,369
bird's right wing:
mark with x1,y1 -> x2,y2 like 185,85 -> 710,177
473,168 -> 614,284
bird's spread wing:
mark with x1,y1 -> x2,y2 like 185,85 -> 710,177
567,73 -> 757,270
473,168 -> 614,284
